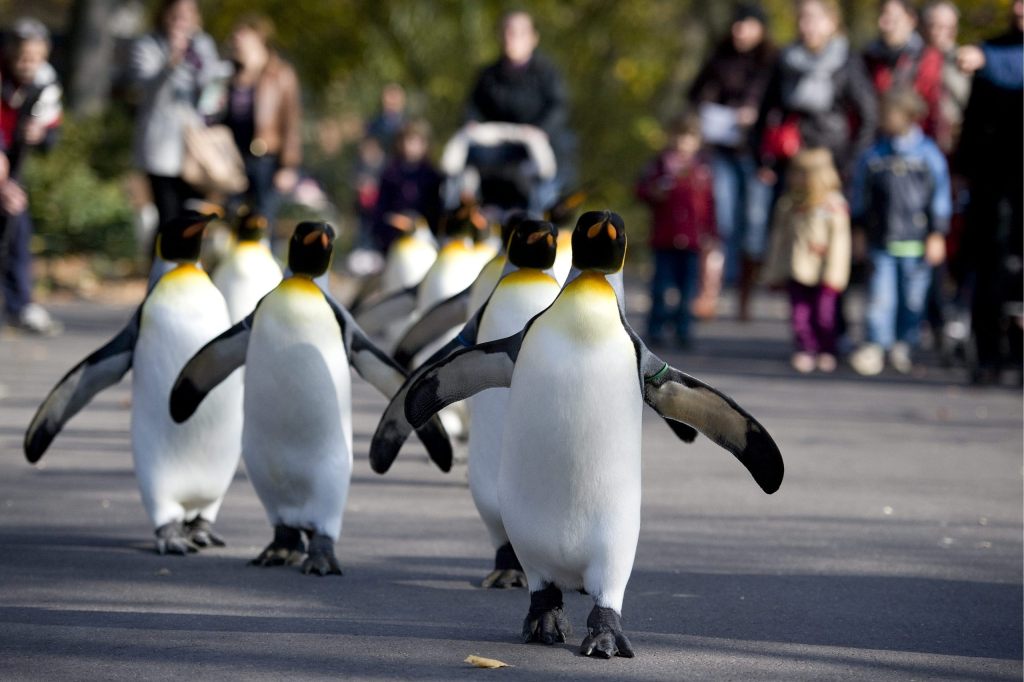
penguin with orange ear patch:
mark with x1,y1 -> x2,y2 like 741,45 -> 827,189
25,212 -> 244,555
402,210 -> 783,658
170,222 -> 452,576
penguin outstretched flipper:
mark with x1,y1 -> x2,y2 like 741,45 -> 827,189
170,313 -> 254,423
24,307 -> 142,463
392,286 -> 472,369
404,329 -> 525,429
325,297 -> 453,472
632,334 -> 783,494
351,284 -> 419,336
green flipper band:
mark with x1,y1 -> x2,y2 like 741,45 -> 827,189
646,363 -> 670,384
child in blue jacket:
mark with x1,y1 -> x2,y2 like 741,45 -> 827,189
849,87 -> 951,375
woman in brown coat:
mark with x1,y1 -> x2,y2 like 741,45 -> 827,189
222,14 -> 302,222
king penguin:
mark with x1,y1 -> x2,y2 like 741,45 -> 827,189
402,210 -> 783,658
370,219 -> 562,588
379,212 -> 438,294
24,212 -> 244,554
212,211 -> 283,324
169,222 -> 452,575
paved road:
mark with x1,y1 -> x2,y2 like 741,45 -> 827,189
0,289 -> 1020,680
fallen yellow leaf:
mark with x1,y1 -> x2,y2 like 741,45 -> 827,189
464,655 -> 510,669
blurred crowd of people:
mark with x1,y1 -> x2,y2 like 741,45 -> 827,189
0,0 -> 1019,385
636,0 -> 1022,382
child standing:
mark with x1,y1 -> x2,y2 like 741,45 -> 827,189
849,87 -> 950,375
373,120 -> 442,252
762,148 -> 851,373
636,116 -> 717,348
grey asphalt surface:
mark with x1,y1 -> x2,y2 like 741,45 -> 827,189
0,286 -> 1020,681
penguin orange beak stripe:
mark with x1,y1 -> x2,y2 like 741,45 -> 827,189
303,229 -> 324,246
527,230 -> 548,245
183,221 -> 206,238
321,232 -> 330,248
586,222 -> 604,239
607,224 -> 617,239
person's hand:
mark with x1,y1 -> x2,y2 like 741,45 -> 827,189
925,233 -> 947,266
736,105 -> 759,127
956,45 -> 986,73
757,167 -> 777,185
22,120 -> 46,146
273,167 -> 299,194
0,180 -> 28,215
0,152 -> 8,182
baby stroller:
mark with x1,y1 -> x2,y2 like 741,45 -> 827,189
440,122 -> 558,217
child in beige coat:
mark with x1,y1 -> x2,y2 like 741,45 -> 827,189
762,148 -> 851,373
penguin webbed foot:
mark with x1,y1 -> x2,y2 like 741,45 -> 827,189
250,524 -> 305,567
301,534 -> 343,576
522,585 -> 571,645
481,569 -> 526,589
184,517 -> 226,548
154,522 -> 199,555
482,542 -> 526,589
579,606 -> 634,659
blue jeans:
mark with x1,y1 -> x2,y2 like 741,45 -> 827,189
710,149 -> 772,281
865,250 -> 933,349
1,210 -> 33,317
648,249 -> 701,342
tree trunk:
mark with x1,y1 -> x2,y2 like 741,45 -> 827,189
65,0 -> 117,116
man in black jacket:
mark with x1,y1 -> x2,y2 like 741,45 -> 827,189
463,11 -> 575,207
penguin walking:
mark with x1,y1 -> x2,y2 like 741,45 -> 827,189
403,210 -> 783,658
212,212 -> 283,324
390,210 -> 531,370
24,213 -> 243,554
372,219 -> 562,589
379,212 -> 438,294
169,222 -> 452,575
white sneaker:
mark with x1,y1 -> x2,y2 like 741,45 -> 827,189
889,342 -> 913,374
11,303 -> 63,336
850,343 -> 884,376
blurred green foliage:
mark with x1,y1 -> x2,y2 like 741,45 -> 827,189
22,106 -> 135,257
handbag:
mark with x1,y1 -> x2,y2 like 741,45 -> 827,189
760,115 -> 802,162
181,121 -> 249,195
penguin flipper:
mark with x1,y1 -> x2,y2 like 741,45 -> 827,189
24,307 -> 141,463
170,315 -> 252,423
643,363 -> 784,494
326,296 -> 453,472
404,331 -> 524,429
351,285 -> 419,336
392,286 -> 472,369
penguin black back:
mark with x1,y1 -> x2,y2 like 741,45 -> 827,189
571,210 -> 627,273
288,222 -> 336,277
507,219 -> 557,271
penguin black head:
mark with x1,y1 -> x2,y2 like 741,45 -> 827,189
157,212 -> 215,262
236,212 -> 270,243
571,210 -> 627,273
507,219 -> 557,270
545,187 -> 588,227
287,222 -> 336,277
439,201 -> 489,242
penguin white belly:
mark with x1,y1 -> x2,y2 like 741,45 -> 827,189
498,277 -> 642,611
242,278 -> 352,540
467,256 -> 505,316
469,272 -> 561,549
417,245 -> 483,311
381,237 -> 436,292
212,244 -> 284,324
132,267 -> 242,529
